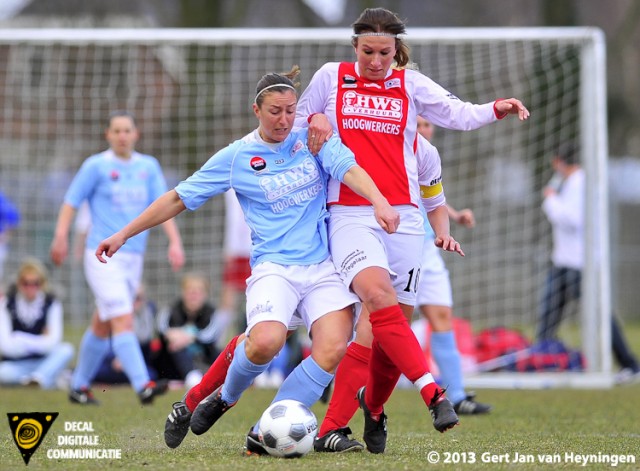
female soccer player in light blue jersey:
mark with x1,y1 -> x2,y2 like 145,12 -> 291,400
95,68 -> 399,449
51,111 -> 184,405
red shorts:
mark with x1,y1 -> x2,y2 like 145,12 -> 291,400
223,256 -> 251,290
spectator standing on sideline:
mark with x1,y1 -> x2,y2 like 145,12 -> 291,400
537,144 -> 640,384
156,272 -> 227,389
0,258 -> 74,389
298,7 -> 528,454
0,191 -> 20,290
50,110 -> 185,405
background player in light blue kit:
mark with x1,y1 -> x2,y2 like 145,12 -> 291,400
414,116 -> 492,414
95,68 -> 399,452
50,110 -> 185,405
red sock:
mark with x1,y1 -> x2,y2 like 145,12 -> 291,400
369,305 -> 429,381
364,339 -> 401,416
365,305 -> 431,410
419,382 -> 443,408
185,334 -> 240,411
318,342 -> 371,437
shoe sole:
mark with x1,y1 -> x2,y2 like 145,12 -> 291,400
243,450 -> 265,457
244,432 -> 268,456
435,421 -> 459,433
433,413 -> 460,433
164,429 -> 189,448
164,420 -> 190,448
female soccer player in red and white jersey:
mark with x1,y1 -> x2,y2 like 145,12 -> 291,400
296,7 -> 529,454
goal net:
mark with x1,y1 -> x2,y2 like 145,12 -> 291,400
0,28 -> 610,387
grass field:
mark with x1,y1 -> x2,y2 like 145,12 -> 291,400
1,382 -> 639,471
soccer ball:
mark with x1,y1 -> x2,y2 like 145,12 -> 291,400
258,399 -> 318,458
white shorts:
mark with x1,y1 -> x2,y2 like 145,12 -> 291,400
416,239 -> 453,307
329,205 -> 425,306
244,258 -> 359,335
84,248 -> 143,321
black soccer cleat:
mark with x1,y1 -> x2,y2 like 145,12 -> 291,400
429,388 -> 460,432
69,387 -> 100,405
190,387 -> 236,435
453,392 -> 492,415
244,426 -> 268,456
314,427 -> 364,453
356,386 -> 387,454
164,401 -> 192,449
138,379 -> 169,405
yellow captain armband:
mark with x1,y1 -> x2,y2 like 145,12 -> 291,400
420,182 -> 443,199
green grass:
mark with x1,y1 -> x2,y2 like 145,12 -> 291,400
4,323 -> 638,469
1,385 -> 639,470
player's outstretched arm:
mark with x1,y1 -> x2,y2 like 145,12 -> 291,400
161,218 -> 185,272
428,205 -> 465,257
50,203 -> 76,266
446,204 -> 475,228
96,190 -> 186,263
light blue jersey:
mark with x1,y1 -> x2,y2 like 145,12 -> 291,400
64,149 -> 168,253
176,128 -> 356,267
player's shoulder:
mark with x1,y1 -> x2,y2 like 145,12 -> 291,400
80,150 -> 110,169
84,149 -> 108,161
132,151 -> 159,163
237,130 -> 257,145
315,62 -> 341,76
211,133 -> 255,163
132,152 -> 167,175
403,68 -> 437,87
322,62 -> 341,70
417,134 -> 438,153
416,135 -> 441,165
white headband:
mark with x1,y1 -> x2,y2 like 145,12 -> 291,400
352,32 -> 399,39
254,83 -> 296,103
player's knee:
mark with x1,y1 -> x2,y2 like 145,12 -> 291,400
312,340 -> 347,372
245,327 -> 286,364
356,286 -> 396,312
422,306 -> 452,331
308,319 -> 352,372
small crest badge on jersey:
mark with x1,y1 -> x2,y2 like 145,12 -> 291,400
341,74 -> 357,88
384,78 -> 401,89
250,156 -> 267,173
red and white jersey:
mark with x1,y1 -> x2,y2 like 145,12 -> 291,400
296,62 -> 497,207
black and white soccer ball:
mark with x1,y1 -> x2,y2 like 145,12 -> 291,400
258,399 -> 318,458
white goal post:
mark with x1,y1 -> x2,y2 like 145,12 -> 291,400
0,27 -> 610,387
